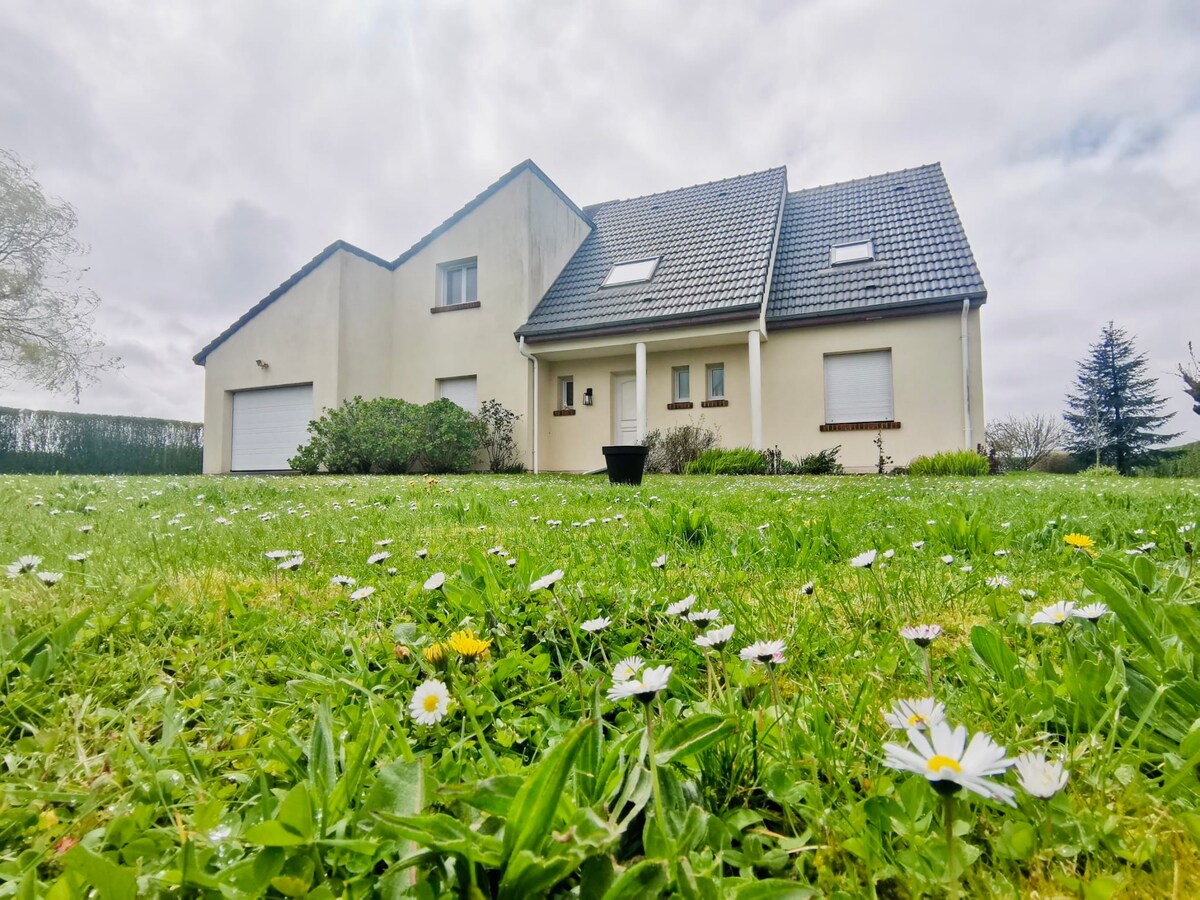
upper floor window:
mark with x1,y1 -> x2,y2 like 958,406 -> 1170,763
830,240 -> 874,266
602,257 -> 659,287
440,258 -> 478,307
706,363 -> 725,400
824,350 -> 893,424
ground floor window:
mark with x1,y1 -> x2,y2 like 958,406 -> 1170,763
823,350 -> 893,423
559,376 -> 575,409
672,366 -> 690,402
706,363 -> 725,400
437,375 -> 478,412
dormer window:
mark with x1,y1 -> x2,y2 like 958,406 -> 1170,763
830,241 -> 874,266
602,257 -> 659,287
440,258 -> 478,307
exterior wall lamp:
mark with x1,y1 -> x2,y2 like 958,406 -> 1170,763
256,359 -> 269,370
582,388 -> 593,406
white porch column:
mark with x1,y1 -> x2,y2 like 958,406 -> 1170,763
748,330 -> 763,450
635,341 -> 648,442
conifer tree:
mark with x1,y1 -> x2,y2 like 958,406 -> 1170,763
1064,322 -> 1179,473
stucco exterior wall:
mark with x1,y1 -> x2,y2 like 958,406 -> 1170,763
389,169 -> 590,468
539,344 -> 752,472
337,252 -> 396,399
200,254 -> 345,473
760,307 -> 985,471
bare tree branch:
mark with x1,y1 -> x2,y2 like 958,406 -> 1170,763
986,413 -> 1067,471
0,149 -> 120,400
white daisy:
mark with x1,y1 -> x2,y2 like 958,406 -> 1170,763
883,697 -> 946,731
1018,589 -> 1037,600
264,550 -> 296,560
375,539 -> 393,547
67,552 -> 90,563
350,586 -> 376,601
581,616 -> 611,633
409,679 -> 451,725
993,549 -> 1009,557
330,575 -> 356,587
612,656 -> 644,682
423,572 -> 446,591
940,555 -> 954,565
650,554 -> 668,569
529,569 -> 564,592
276,555 -> 304,571
883,722 -> 1016,805
850,550 -> 878,569
986,575 -> 1011,589
1073,603 -> 1110,621
1013,752 -> 1069,799
882,549 -> 895,559
739,639 -> 786,663
899,624 -> 943,647
416,548 -> 428,559
37,572 -> 64,585
368,551 -> 392,565
800,581 -> 814,595
607,664 -> 672,702
912,541 -> 925,550
695,624 -> 735,649
665,595 -> 697,616
687,608 -> 721,624
6,555 -> 42,578
1031,601 -> 1076,626
76,525 -> 93,533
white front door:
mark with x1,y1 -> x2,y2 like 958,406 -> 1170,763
613,375 -> 638,444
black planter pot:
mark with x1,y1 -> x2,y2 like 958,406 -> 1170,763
602,445 -> 649,486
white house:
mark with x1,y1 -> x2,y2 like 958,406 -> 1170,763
194,160 -> 987,474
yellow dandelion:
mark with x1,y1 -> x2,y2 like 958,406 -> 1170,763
423,643 -> 447,665
447,629 -> 492,660
1064,533 -> 1095,550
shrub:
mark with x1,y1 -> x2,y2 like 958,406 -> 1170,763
1033,450 -> 1086,474
685,447 -> 767,475
290,396 -> 422,475
1139,443 -> 1200,478
642,419 -> 720,474
796,445 -> 843,475
1079,464 -> 1121,478
289,396 -> 476,474
417,399 -> 479,473
908,449 -> 990,476
471,399 -> 523,473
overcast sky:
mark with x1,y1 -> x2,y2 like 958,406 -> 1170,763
2,0 -> 1198,442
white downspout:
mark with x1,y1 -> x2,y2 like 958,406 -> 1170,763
961,299 -> 973,451
748,330 -> 763,450
518,336 -> 539,474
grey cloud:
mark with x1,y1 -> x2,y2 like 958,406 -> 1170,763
0,0 -> 1197,441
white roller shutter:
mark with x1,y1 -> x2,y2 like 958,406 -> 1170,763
231,384 -> 314,471
437,376 -> 478,413
823,351 -> 893,424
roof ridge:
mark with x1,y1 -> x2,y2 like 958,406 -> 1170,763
786,161 -> 943,197
585,165 -> 787,211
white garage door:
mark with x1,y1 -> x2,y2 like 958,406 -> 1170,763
231,384 -> 314,472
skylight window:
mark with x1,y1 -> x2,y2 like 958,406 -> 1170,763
602,257 -> 659,287
830,241 -> 874,266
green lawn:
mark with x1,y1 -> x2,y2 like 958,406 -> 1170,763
2,472 -> 1198,897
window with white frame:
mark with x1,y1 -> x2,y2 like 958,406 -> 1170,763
602,257 -> 659,287
559,376 -> 575,410
706,363 -> 725,400
437,375 -> 478,413
439,258 -> 478,306
823,350 -> 893,424
672,366 -> 690,402
830,240 -> 874,266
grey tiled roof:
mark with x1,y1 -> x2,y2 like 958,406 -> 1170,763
517,167 -> 786,339
766,163 -> 986,322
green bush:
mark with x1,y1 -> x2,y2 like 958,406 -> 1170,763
470,399 -> 524,473
290,396 -> 477,474
417,399 -> 479,473
1139,443 -> 1200,478
1032,450 -> 1086,474
643,419 -> 720,474
1079,463 -> 1122,478
685,447 -> 767,475
908,449 -> 990,476
795,445 -> 843,475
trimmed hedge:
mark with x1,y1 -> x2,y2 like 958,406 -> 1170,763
0,407 -> 202,474
908,449 -> 990,476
